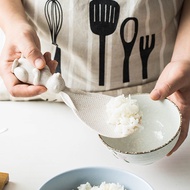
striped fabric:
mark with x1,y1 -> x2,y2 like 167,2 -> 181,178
22,0 -> 184,96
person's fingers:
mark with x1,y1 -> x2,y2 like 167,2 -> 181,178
150,64 -> 184,100
44,52 -> 51,62
44,52 -> 58,73
2,70 -> 47,97
150,61 -> 190,156
11,84 -> 47,97
167,110 -> 189,156
19,34 -> 46,69
151,88 -> 189,156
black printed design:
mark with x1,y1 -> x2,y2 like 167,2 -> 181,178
120,17 -> 138,83
89,0 -> 155,86
44,0 -> 63,73
139,34 -> 155,79
89,0 -> 120,86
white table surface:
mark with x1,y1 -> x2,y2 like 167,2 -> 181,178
0,101 -> 190,190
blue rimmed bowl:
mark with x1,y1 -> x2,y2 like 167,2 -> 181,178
39,167 -> 153,190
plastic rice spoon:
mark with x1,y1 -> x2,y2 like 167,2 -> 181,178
11,57 -> 126,138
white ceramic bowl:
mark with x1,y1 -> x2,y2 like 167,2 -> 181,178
39,167 -> 153,190
99,93 -> 181,165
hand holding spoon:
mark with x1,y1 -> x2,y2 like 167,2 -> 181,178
11,57 -> 136,138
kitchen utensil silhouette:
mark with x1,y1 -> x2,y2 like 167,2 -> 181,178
120,17 -> 138,83
44,0 -> 63,73
139,34 -> 155,79
89,0 -> 120,86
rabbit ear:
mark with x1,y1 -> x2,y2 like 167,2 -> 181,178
11,59 -> 19,72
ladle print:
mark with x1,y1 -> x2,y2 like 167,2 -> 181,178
89,0 -> 120,86
120,17 -> 138,83
44,0 -> 63,73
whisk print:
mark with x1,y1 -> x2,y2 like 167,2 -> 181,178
43,1 -> 155,86
44,0 -> 63,73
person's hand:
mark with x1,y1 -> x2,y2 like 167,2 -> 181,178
150,60 -> 190,155
0,23 -> 57,97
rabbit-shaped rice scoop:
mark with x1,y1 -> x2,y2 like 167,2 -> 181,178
11,57 -> 65,93
11,57 -> 130,139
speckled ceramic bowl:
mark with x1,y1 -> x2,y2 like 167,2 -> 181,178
99,94 -> 182,165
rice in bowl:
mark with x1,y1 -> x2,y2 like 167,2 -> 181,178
77,182 -> 127,190
106,94 -> 142,137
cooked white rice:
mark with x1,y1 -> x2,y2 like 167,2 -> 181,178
106,94 -> 142,137
77,182 -> 127,190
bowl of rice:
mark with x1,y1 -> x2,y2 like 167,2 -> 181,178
99,93 -> 181,165
39,167 -> 153,190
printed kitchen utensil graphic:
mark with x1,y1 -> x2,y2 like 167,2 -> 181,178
44,0 -> 63,73
120,17 -> 138,83
90,0 -> 120,86
139,34 -> 155,79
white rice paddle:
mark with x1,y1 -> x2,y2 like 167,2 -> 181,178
11,57 -> 125,138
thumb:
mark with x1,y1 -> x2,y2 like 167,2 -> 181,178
150,84 -> 172,101
150,66 -> 183,100
20,37 -> 46,69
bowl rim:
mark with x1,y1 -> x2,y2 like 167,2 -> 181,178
39,166 -> 153,189
99,94 -> 182,155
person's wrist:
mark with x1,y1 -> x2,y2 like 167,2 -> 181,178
171,55 -> 190,64
4,20 -> 33,37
